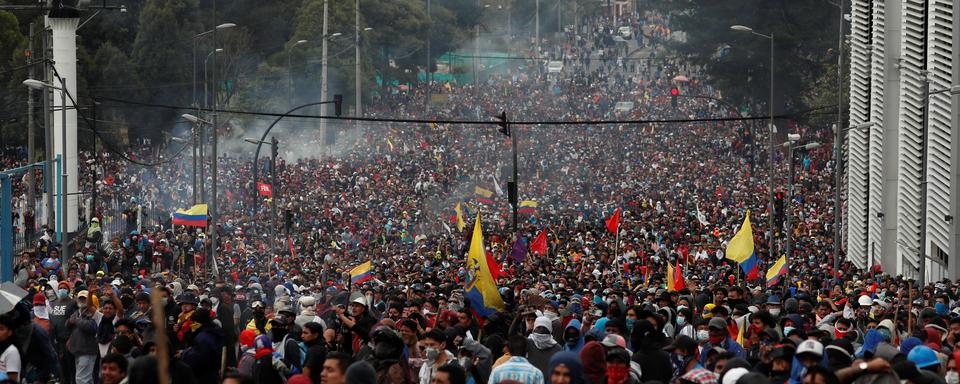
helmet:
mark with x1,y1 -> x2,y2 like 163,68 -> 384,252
857,295 -> 873,307
907,346 -> 939,368
177,292 -> 199,306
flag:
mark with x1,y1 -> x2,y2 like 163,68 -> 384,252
766,255 -> 788,287
605,208 -> 621,234
349,261 -> 373,285
464,213 -> 505,318
454,203 -> 466,231
257,182 -> 273,197
673,260 -> 686,291
386,138 -> 394,151
172,204 -> 208,227
725,211 -> 759,279
510,238 -> 528,263
695,202 -> 709,227
667,263 -> 676,292
287,236 -> 298,259
486,250 -> 502,281
530,231 -> 548,256
475,186 -> 494,205
735,317 -> 746,345
518,200 -> 538,214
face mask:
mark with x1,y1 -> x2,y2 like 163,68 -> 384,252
769,308 -> 781,316
33,306 -> 48,318
565,333 -> 580,345
458,357 -> 472,369
676,316 -> 685,326
210,297 -> 219,306
697,330 -> 709,342
160,298 -> 168,306
607,365 -> 630,384
946,371 -> 959,384
425,347 -> 439,362
78,302 -> 88,310
834,328 -> 849,340
784,326 -> 796,337
57,289 -> 69,298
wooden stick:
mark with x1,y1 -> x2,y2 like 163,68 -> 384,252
150,285 -> 170,384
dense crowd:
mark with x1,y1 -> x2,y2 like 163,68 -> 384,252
1,7 -> 953,384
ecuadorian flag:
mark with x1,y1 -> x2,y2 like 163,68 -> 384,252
766,255 -> 788,287
518,200 -> 538,214
172,204 -> 208,227
464,212 -> 505,319
726,210 -> 759,280
350,261 -> 373,284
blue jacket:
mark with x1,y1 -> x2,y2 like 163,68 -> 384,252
699,337 -> 746,364
563,320 -> 585,353
181,325 -> 225,383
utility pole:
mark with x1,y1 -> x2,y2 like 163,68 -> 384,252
320,0 -> 329,153
271,136 -> 279,248
26,22 -> 35,233
424,0 -> 431,113
474,0 -> 480,91
210,0 -> 220,276
355,0 -> 361,122
832,0 -> 844,284
918,75 -> 930,288
535,0 -> 540,55
43,27 -> 54,231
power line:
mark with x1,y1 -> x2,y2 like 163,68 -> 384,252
94,95 -> 837,126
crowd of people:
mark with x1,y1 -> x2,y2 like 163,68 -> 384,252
1,6 -> 954,384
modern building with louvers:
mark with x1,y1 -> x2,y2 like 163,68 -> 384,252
845,0 -> 959,279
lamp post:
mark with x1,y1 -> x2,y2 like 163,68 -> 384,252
731,24 -> 776,260
288,39 -> 309,104
245,137 -> 280,247
193,23 -> 235,205
320,32 -> 342,154
23,77 -> 69,274
192,23 -> 236,109
783,135 -> 820,267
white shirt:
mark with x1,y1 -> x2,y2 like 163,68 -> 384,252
0,344 -> 20,376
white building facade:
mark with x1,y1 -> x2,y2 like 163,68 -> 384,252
846,0 -> 960,280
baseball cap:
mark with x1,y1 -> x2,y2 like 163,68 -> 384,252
796,340 -> 824,358
601,334 -> 627,349
708,317 -> 727,330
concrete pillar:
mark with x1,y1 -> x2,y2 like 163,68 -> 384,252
47,16 -> 80,233
880,0 -> 902,275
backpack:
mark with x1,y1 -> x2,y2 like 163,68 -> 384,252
278,336 -> 308,375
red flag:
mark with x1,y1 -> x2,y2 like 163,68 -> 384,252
287,236 -> 298,259
530,231 -> 548,256
673,260 -> 686,291
257,182 -> 273,197
605,208 -> 621,234
485,250 -> 502,281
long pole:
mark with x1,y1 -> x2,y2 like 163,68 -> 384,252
474,0 -> 480,90
43,29 -> 54,230
320,0 -> 329,154
26,22 -> 35,235
60,77 -> 68,269
91,102 -> 97,218
271,136 -> 279,249
767,33 -> 776,260
424,0 -> 431,113
785,144 -> 794,265
210,0 -> 220,277
512,121 -> 518,234
919,76 -> 929,288
193,37 -> 200,204
535,0 -> 540,55
833,0 -> 843,284
355,0 -> 361,121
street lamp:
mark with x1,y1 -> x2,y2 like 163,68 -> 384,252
288,39 -> 309,103
731,24 -> 776,261
204,48 -> 224,109
23,77 -> 69,275
245,136 -> 281,248
783,138 -> 821,268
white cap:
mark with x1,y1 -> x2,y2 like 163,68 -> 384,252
857,295 -> 873,307
722,367 -> 750,384
796,340 -> 824,357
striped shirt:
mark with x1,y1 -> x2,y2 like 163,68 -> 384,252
488,356 -> 544,384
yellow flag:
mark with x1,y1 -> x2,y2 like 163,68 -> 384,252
454,203 -> 465,232
667,263 -> 676,292
465,212 -> 505,316
725,210 -> 755,263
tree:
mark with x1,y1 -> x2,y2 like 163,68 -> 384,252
650,0 -> 841,120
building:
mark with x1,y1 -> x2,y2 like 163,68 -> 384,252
846,0 -> 960,279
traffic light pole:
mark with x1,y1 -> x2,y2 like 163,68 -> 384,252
270,136 -> 279,249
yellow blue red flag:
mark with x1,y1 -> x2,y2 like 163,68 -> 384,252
172,204 -> 208,227
465,212 -> 505,318
350,261 -> 373,284
726,211 -> 759,279
766,255 -> 788,287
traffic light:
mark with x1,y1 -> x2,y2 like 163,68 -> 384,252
270,136 -> 279,160
494,111 -> 510,137
670,88 -> 679,108
333,94 -> 343,117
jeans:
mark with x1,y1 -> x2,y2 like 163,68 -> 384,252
75,355 -> 96,384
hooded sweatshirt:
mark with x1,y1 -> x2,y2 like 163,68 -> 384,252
548,352 -> 586,384
563,319 -> 586,353
629,319 -> 672,383
345,361 -> 377,384
579,341 -> 606,384
527,316 -> 562,375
